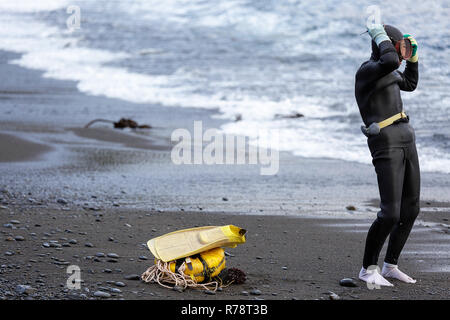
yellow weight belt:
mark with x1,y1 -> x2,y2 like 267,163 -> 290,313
378,111 -> 408,129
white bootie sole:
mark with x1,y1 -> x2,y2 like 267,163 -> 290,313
359,266 -> 394,287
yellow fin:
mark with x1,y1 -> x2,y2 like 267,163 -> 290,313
147,225 -> 246,262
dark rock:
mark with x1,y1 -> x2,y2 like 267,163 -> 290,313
204,290 -> 215,295
339,278 -> 358,287
124,274 -> 140,280
114,282 -> 126,287
346,205 -> 357,211
57,198 -> 68,205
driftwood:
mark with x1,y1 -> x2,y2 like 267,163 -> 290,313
274,112 -> 304,119
84,118 -> 152,129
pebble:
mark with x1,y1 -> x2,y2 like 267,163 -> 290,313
10,220 -> 21,225
57,198 -> 68,205
15,235 -> 25,241
5,251 -> 14,256
95,253 -> 105,257
16,285 -> 36,295
93,291 -> 111,298
114,282 -> 126,287
328,292 -> 341,300
85,242 -> 94,248
138,255 -> 148,260
346,205 -> 356,211
107,253 -> 119,259
110,288 -> 122,294
241,291 -> 249,296
250,289 -> 262,296
204,290 -> 215,295
339,278 -> 358,287
124,274 -> 140,280
68,239 -> 78,244
173,286 -> 184,293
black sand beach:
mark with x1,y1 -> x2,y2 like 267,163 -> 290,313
0,50 -> 449,300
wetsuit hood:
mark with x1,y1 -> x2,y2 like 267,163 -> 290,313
371,25 -> 403,60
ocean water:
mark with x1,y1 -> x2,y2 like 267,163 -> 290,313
0,0 -> 449,173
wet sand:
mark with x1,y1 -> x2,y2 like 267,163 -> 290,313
0,133 -> 52,162
1,206 -> 449,300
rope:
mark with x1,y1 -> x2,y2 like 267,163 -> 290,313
141,260 -> 220,292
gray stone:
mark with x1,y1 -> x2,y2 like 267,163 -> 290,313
114,282 -> 126,287
250,289 -> 262,296
173,286 -> 184,293
107,253 -> 119,259
124,274 -> 140,280
339,278 -> 358,287
15,285 -> 36,295
57,198 -> 68,205
93,291 -> 111,298
204,290 -> 215,295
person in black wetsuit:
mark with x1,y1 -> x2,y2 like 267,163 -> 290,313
355,24 -> 420,286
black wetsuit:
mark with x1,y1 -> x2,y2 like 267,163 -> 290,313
355,40 -> 420,268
